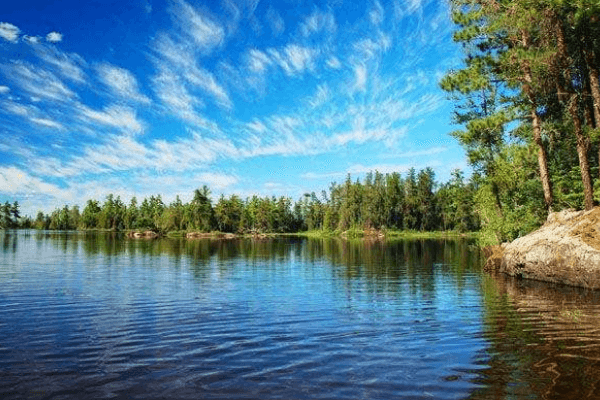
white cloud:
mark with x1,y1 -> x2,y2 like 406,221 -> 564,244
246,119 -> 267,133
197,172 -> 238,189
301,171 -> 346,180
152,30 -> 232,113
0,22 -> 20,43
309,84 -> 330,108
35,47 -> 87,83
394,0 -> 424,17
171,0 -> 224,54
79,104 -> 144,134
370,1 -> 385,25
0,86 -> 9,94
352,33 -> 392,62
97,63 -> 150,103
353,64 -> 367,92
2,101 -> 31,117
24,35 -> 41,44
300,10 -> 336,37
152,69 -> 222,129
396,147 -> 448,158
266,7 -> 285,36
1,61 -> 76,102
46,31 -> 63,43
154,33 -> 196,68
0,101 -> 64,131
184,67 -> 232,109
247,49 -> 272,73
268,44 -> 317,76
30,117 -> 64,130
0,166 -> 68,198
326,57 -> 342,69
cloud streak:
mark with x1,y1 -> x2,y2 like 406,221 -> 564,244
0,22 -> 20,43
97,63 -> 150,103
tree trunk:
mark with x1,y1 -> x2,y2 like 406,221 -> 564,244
584,51 -> 600,181
521,29 -> 553,211
569,96 -> 595,210
587,59 -> 600,126
531,108 -> 553,211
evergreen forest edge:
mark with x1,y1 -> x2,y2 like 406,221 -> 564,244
3,1 -> 600,245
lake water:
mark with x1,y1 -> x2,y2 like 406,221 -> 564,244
1,231 -> 600,399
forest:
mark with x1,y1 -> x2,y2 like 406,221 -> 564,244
0,168 -> 479,235
3,1 -> 600,245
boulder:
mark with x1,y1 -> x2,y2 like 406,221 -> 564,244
128,230 -> 159,239
186,232 -> 213,239
499,207 -> 600,289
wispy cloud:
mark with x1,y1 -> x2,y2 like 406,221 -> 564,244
247,49 -> 272,73
34,46 -> 87,83
2,100 -> 34,117
2,99 -> 64,130
30,117 -> 64,130
396,146 -> 447,158
326,56 -> 342,69
1,60 -> 76,102
353,64 -> 367,93
308,84 -> 330,108
0,85 -> 9,94
151,1 -> 233,118
352,33 -> 392,62
197,172 -> 238,189
0,22 -> 20,43
79,104 -> 144,134
24,35 -> 41,44
152,68 -> 217,129
0,166 -> 69,198
170,0 -> 224,54
369,1 -> 385,25
266,7 -> 285,36
46,31 -> 63,43
97,63 -> 150,104
394,0 -> 428,18
184,66 -> 232,109
300,10 -> 336,37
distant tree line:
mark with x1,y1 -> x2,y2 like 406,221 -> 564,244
3,168 -> 481,234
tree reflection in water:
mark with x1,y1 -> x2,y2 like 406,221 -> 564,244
476,274 -> 600,399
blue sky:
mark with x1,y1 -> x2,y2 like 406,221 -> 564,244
0,0 -> 465,216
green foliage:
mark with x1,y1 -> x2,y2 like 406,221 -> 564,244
443,0 -> 600,242
17,166 -> 482,236
0,201 -> 20,229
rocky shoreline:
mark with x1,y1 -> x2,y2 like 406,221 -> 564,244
127,230 -> 160,239
485,208 -> 600,290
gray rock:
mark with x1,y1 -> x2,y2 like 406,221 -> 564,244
499,208 -> 600,289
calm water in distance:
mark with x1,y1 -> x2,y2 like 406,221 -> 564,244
2,230 -> 600,399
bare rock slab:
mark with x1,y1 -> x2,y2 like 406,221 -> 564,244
499,208 -> 600,289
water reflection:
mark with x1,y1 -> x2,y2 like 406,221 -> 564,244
29,231 -> 482,277
3,231 -> 600,399
475,274 -> 600,399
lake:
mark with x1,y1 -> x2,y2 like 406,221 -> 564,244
1,231 -> 600,399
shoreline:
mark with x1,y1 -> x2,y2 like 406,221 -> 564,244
123,229 -> 478,241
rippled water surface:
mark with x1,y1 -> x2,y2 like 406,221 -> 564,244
1,231 -> 600,399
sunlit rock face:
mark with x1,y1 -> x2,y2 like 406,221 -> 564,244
128,230 -> 159,239
500,208 -> 600,289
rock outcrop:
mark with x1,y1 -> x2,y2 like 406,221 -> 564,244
127,230 -> 159,239
186,232 -> 237,239
498,208 -> 600,289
